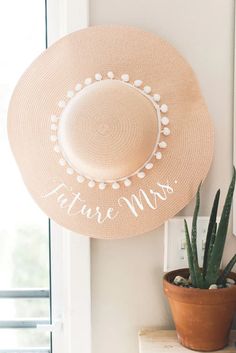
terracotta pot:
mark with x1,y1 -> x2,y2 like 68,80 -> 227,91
163,268 -> 236,352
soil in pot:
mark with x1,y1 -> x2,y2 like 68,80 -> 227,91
163,268 -> 236,352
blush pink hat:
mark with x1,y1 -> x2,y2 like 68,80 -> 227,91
8,25 -> 214,239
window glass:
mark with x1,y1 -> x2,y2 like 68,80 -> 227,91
0,298 -> 49,319
0,329 -> 50,348
0,0 -> 48,290
0,0 -> 50,349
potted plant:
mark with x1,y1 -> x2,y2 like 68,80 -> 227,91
163,168 -> 236,352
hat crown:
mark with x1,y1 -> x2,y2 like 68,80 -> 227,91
58,79 -> 158,181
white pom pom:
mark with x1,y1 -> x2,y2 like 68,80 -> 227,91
134,80 -> 142,87
66,168 -> 74,175
159,141 -> 167,148
95,73 -> 102,81
137,172 -> 145,179
67,90 -> 74,98
107,71 -> 114,79
59,158 -> 66,166
51,124 -> 57,131
50,135 -> 57,142
163,127 -> 171,136
112,182 -> 120,190
145,163 -> 153,170
51,115 -> 59,122
84,78 -> 92,85
124,179 -> 132,187
144,86 -> 151,94
54,145 -> 60,153
58,100 -> 66,108
155,152 -> 162,160
75,83 -> 82,91
99,182 -> 106,190
153,94 -> 161,102
88,180 -> 96,188
77,175 -> 85,183
161,117 -> 169,125
161,104 -> 168,113
121,74 -> 129,82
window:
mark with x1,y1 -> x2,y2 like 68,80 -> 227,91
0,1 -> 51,352
1,1 -> 91,352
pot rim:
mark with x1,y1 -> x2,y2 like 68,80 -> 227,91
163,268 -> 236,293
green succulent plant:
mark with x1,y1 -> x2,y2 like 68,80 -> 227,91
184,167 -> 236,289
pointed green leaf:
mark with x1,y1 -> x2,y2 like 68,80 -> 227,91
206,167 -> 236,283
208,222 -> 217,260
191,183 -> 201,269
184,219 -> 196,287
202,223 -> 217,288
203,189 -> 220,278
217,254 -> 236,285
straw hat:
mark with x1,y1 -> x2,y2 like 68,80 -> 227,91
8,25 -> 214,239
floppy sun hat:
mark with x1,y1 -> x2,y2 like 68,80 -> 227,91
8,25 -> 214,239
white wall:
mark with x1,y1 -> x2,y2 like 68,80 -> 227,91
90,1 -> 236,353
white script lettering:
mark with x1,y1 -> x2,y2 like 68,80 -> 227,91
118,182 -> 174,217
43,183 -> 118,223
42,180 -> 175,224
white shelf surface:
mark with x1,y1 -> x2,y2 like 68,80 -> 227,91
138,329 -> 236,353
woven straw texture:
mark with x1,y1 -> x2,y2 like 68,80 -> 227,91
8,25 -> 214,239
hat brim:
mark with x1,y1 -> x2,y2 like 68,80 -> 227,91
8,25 -> 214,239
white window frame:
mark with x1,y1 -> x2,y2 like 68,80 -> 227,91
46,1 -> 91,352
50,223 -> 91,353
